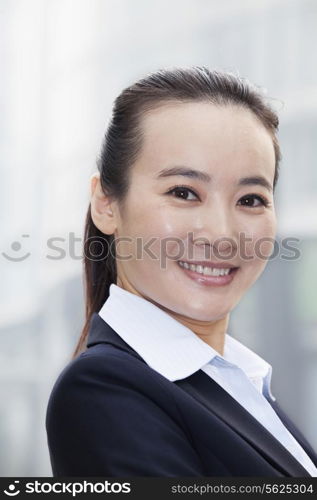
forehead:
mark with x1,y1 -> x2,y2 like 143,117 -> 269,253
136,101 -> 275,179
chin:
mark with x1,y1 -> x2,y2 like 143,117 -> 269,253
178,303 -> 230,322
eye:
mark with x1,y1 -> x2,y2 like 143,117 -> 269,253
238,194 -> 269,208
166,185 -> 199,201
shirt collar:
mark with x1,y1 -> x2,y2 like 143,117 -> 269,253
98,284 -> 273,396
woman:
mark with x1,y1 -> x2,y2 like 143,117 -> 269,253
46,66 -> 317,477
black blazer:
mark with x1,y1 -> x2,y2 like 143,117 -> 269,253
46,312 -> 317,477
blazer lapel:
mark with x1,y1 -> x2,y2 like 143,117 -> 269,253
268,399 -> 317,466
174,370 -> 311,476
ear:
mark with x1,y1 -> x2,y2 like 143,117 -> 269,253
90,172 -> 117,235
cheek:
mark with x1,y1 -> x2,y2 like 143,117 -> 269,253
242,216 -> 277,264
115,202 -> 186,264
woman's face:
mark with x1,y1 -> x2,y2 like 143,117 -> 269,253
113,102 -> 277,321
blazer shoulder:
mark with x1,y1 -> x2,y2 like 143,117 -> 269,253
46,343 -> 206,476
46,342 -> 177,419
58,342 -> 165,385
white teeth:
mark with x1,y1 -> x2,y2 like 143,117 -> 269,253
178,261 -> 232,276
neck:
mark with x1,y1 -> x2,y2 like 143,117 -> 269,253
116,277 -> 229,356
156,305 -> 228,356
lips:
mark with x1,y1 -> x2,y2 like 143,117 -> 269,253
177,260 -> 240,286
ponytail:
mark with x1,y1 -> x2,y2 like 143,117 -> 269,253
72,205 -> 116,358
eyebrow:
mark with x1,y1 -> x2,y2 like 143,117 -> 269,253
156,166 -> 273,192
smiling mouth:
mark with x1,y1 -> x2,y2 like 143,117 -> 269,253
178,260 -> 239,277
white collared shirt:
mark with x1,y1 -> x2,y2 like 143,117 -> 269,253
98,283 -> 317,476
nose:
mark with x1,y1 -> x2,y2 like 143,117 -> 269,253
190,203 -> 238,259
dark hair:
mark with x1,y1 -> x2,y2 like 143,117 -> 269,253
73,66 -> 282,358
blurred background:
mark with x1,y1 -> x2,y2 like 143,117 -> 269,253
1,0 -> 317,476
